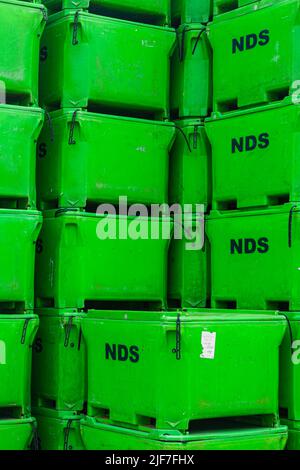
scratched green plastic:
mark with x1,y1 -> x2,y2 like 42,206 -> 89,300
40,11 -> 175,119
207,204 -> 300,310
36,211 -> 172,309
0,314 -> 38,418
0,0 -> 46,106
43,0 -> 170,25
32,310 -> 86,413
38,110 -> 175,209
80,417 -> 288,450
0,209 -> 42,312
209,0 -> 300,112
171,24 -> 211,118
82,309 -> 285,431
0,418 -> 37,451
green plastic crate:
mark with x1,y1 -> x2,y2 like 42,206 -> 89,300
40,11 -> 175,119
82,309 -> 285,431
0,0 -> 46,106
206,204 -> 300,310
43,0 -> 171,25
38,110 -> 175,209
279,312 -> 300,421
172,0 -> 212,25
0,314 -> 38,418
171,24 -> 211,118
208,0 -> 300,112
34,409 -> 85,450
168,214 -> 207,308
32,310 -> 86,413
80,417 -> 288,450
169,119 -> 211,209
0,209 -> 42,312
281,419 -> 300,450
0,418 -> 37,450
213,0 -> 262,15
206,102 -> 300,210
36,211 -> 173,309
0,105 -> 43,209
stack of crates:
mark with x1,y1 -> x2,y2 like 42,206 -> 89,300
0,0 -> 46,450
204,0 -> 300,450
33,0 -> 176,450
31,0 -> 289,451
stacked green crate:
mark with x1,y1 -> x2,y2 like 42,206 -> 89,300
80,309 -> 287,449
34,0 -> 290,451
203,0 -> 300,449
168,1 -> 212,309
0,0 -> 46,449
35,0 -> 178,450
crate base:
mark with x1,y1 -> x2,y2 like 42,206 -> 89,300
80,417 -> 288,450
0,418 -> 36,451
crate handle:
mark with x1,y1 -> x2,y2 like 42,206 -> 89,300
44,110 -> 54,143
192,28 -> 206,56
21,318 -> 30,345
72,11 -> 80,46
31,422 -> 40,451
281,314 -> 294,354
64,317 -> 74,348
172,314 -> 181,360
288,205 -> 298,248
174,125 -> 192,153
69,110 -> 79,145
64,420 -> 73,451
41,7 -> 48,22
176,25 -> 189,62
78,325 -> 82,351
193,124 -> 201,150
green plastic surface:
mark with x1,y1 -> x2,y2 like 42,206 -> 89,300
172,0 -> 212,25
0,209 -> 42,312
168,214 -> 208,308
36,211 -> 172,309
40,11 -> 175,119
0,105 -> 43,209
208,0 -> 300,112
206,103 -> 300,210
80,417 -> 288,450
0,0 -> 46,106
35,409 -> 85,450
0,418 -> 37,450
32,310 -> 86,413
82,309 -> 285,431
38,110 -> 175,209
207,204 -> 300,310
0,314 -> 38,418
43,0 -> 171,25
171,24 -> 211,118
169,119 -> 210,209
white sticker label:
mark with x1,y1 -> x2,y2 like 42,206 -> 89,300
200,331 -> 216,360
